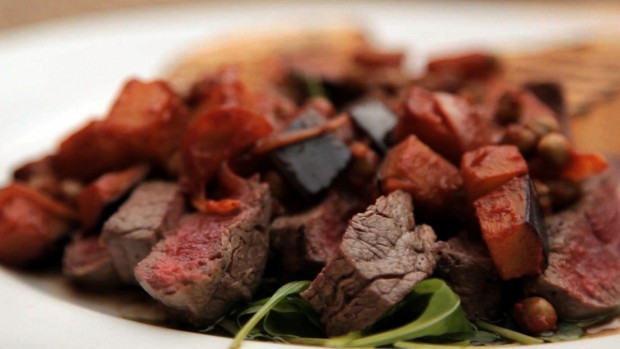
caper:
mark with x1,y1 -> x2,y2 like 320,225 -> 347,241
526,115 -> 561,137
537,132 -> 571,167
495,93 -> 521,125
503,125 -> 537,155
513,297 -> 558,335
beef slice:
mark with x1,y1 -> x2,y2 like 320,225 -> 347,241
301,190 -> 437,336
100,181 -> 184,284
134,177 -> 270,326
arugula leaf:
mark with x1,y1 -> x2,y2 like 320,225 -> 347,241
327,279 -> 472,348
475,321 -> 543,345
229,280 -> 311,349
576,305 -> 620,328
468,329 -> 501,344
539,322 -> 583,343
394,340 -> 469,348
262,298 -> 325,338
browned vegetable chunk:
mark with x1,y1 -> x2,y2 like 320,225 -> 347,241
380,135 -> 463,215
395,87 -> 492,163
77,164 -> 149,231
53,80 -> 189,182
0,183 -> 77,265
181,106 -> 272,201
461,145 -> 528,201
474,176 -> 546,280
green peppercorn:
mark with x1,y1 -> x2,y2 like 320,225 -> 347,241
513,297 -> 558,335
537,132 -> 571,167
503,125 -> 538,155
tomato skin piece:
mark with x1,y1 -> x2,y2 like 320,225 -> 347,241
474,176 -> 546,280
181,106 -> 272,197
560,151 -> 608,182
461,145 -> 528,201
379,135 -> 463,215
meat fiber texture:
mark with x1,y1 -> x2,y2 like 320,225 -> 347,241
435,233 -> 504,321
100,181 -> 184,284
526,172 -> 620,319
134,178 -> 271,326
63,235 -> 121,288
270,189 -> 370,277
301,190 -> 437,336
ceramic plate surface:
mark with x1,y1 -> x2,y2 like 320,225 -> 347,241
0,1 -> 618,348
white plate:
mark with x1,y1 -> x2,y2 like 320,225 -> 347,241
0,1 -> 619,348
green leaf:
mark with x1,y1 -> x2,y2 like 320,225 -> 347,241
475,321 -> 543,345
229,280 -> 311,349
576,305 -> 620,328
539,322 -> 584,342
263,298 -> 325,338
394,340 -> 469,348
328,279 -> 472,348
468,329 -> 501,344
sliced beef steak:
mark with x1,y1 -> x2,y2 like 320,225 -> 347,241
100,181 -> 184,284
435,233 -> 504,321
301,191 -> 437,336
134,176 -> 270,326
271,190 -> 370,277
526,173 -> 620,319
63,235 -> 121,287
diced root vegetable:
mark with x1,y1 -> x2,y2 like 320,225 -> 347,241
0,183 -> 77,265
53,79 -> 189,182
461,145 -> 528,201
181,106 -> 272,198
474,176 -> 546,280
396,87 -> 492,163
380,135 -> 462,215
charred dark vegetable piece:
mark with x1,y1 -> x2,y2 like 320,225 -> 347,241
349,99 -> 397,153
271,109 -> 351,197
474,175 -> 547,280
